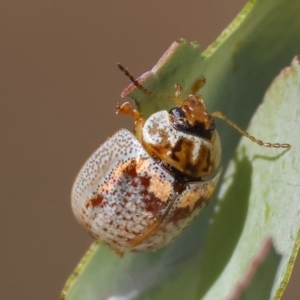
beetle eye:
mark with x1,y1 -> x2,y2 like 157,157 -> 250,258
169,107 -> 186,120
169,107 -> 215,140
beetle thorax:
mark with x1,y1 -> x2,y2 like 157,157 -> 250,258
140,102 -> 221,178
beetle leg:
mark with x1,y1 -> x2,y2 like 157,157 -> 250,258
116,102 -> 141,121
114,249 -> 124,257
116,102 -> 145,142
134,118 -> 144,142
189,76 -> 206,94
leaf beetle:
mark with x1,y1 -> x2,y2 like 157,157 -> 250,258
71,64 -> 290,254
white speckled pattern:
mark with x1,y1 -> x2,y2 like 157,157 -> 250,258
71,129 -> 220,252
142,111 -> 211,162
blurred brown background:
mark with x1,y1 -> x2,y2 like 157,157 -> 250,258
1,1 -> 299,299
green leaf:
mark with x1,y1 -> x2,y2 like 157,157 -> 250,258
62,0 -> 300,299
227,238 -> 281,300
198,55 -> 300,299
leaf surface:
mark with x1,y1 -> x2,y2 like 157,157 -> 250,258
62,1 -> 300,299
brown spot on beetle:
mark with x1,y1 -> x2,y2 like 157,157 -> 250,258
86,194 -> 104,208
122,159 -> 138,178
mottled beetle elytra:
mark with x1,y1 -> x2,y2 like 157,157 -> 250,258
71,64 -> 290,254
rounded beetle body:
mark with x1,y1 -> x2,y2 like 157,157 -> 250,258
72,129 -> 220,252
71,63 -> 290,253
71,91 -> 222,253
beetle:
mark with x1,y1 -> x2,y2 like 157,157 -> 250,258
71,64 -> 290,253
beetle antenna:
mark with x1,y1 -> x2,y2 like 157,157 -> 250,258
117,63 -> 182,105
211,111 -> 291,148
